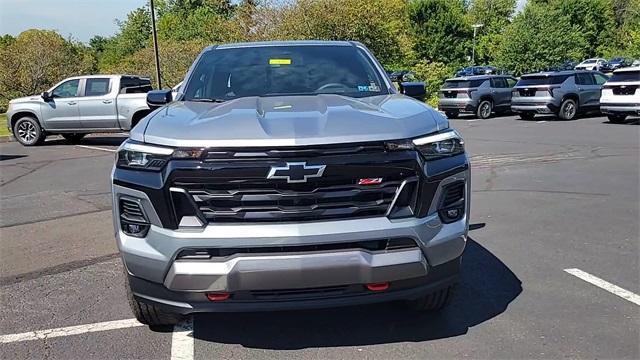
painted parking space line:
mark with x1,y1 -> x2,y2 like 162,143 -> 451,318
0,318 -> 143,344
564,268 -> 640,306
171,317 -> 194,360
75,145 -> 117,153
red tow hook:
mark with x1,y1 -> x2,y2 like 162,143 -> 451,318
365,282 -> 390,292
206,292 -> 231,301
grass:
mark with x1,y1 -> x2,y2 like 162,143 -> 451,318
0,113 -> 10,137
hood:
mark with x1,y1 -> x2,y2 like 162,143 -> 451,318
135,94 -> 448,147
9,95 -> 42,104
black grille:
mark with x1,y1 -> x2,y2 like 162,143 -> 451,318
441,182 -> 465,207
176,179 -> 402,223
250,286 -> 349,300
119,198 -> 146,223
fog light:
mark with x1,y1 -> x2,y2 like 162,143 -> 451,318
446,209 -> 459,218
206,292 -> 231,301
120,220 -> 149,237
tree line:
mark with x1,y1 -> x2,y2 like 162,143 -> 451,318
1,0 -> 639,111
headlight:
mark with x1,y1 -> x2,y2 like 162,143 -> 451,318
413,130 -> 465,160
385,130 -> 465,160
116,141 -> 204,170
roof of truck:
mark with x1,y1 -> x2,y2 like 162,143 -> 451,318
214,40 -> 356,50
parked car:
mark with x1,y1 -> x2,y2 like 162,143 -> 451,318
388,70 -> 414,82
7,75 -> 153,146
575,58 -> 608,71
631,59 -> 640,67
544,60 -> 578,72
437,75 -> 518,119
607,57 -> 631,71
113,40 -> 469,326
455,66 -> 487,77
511,70 -> 609,120
600,67 -> 640,123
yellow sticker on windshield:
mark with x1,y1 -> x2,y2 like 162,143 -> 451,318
269,58 -> 292,65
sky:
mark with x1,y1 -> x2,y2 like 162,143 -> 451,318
0,0 -> 147,42
0,0 -> 529,43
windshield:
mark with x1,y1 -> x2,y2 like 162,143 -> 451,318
517,75 -> 571,86
443,79 -> 486,88
183,45 -> 388,101
583,59 -> 597,64
609,71 -> 640,82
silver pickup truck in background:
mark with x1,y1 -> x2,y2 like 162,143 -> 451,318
7,75 -> 153,146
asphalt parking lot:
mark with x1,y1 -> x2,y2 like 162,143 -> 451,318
1,114 -> 638,359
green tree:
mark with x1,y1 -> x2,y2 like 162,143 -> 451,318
0,30 -> 94,111
467,0 -> 516,64
408,0 -> 471,66
495,2 -> 586,75
99,7 -> 152,71
411,60 -> 455,107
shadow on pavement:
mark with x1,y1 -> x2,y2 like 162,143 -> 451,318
43,135 -> 128,147
193,238 -> 522,349
602,117 -> 639,125
0,154 -> 27,161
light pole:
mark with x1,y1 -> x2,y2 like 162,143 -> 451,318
471,23 -> 483,65
150,0 -> 162,89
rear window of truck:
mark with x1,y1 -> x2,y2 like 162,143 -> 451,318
442,79 -> 486,88
517,75 -> 572,86
609,71 -> 640,82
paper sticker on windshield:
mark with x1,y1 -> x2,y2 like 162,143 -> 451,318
358,84 -> 380,92
269,58 -> 292,65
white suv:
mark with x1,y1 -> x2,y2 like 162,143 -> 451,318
600,67 -> 640,123
575,58 -> 608,71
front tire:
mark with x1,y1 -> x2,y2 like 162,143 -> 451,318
607,114 -> 627,124
124,272 -> 181,326
62,133 -> 86,144
406,285 -> 456,312
558,99 -> 578,120
476,100 -> 493,119
13,116 -> 45,146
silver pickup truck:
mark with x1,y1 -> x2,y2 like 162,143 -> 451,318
6,75 -> 153,146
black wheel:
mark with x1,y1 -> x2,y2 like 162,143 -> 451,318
519,112 -> 535,120
607,114 -> 627,124
62,133 -> 86,144
476,100 -> 493,119
13,116 -> 45,146
445,111 -> 459,119
124,271 -> 181,326
558,99 -> 578,120
405,285 -> 456,312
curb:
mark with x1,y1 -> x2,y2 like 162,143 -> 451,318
0,135 -> 14,143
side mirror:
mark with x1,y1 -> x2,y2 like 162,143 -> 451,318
41,91 -> 52,102
400,82 -> 427,101
146,89 -> 173,109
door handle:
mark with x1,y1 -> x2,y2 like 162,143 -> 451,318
102,100 -> 113,104
67,101 -> 77,105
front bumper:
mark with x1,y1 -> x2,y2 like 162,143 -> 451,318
600,104 -> 640,115
113,149 -> 470,313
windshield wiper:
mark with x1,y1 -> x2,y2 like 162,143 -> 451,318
188,98 -> 227,103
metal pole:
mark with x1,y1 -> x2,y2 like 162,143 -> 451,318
150,0 -> 162,89
472,27 -> 476,65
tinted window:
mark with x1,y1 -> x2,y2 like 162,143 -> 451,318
517,75 -> 571,86
593,73 -> 609,85
609,71 -> 640,82
490,78 -> 508,88
184,45 -> 388,100
120,77 -> 153,94
576,73 -> 594,85
443,79 -> 486,88
85,78 -> 111,96
51,79 -> 80,98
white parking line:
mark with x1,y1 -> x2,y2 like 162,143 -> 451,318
564,268 -> 640,306
536,120 -> 547,123
0,318 -> 143,344
171,317 -> 194,360
75,145 -> 116,153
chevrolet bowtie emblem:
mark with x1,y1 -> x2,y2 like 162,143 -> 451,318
267,162 -> 326,183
